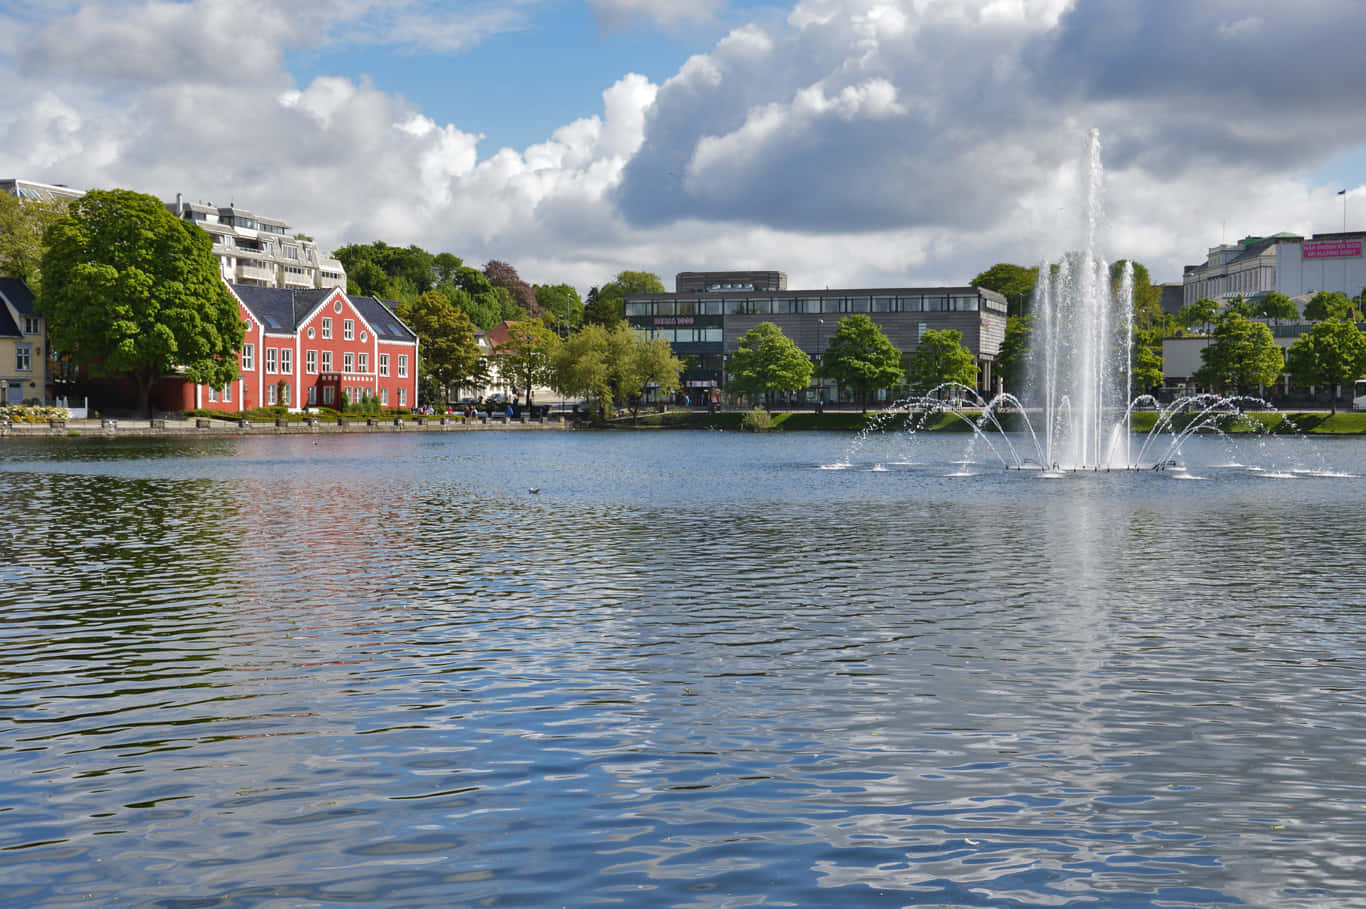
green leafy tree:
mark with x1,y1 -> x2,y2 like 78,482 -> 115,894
971,263 -> 1037,316
1174,297 -> 1218,336
1302,291 -> 1359,322
905,328 -> 977,396
725,322 -> 814,403
552,322 -> 680,420
997,315 -> 1031,394
613,328 -> 683,422
534,283 -> 583,334
397,290 -> 483,404
1285,318 -> 1366,413
554,322 -> 613,416
1223,294 -> 1254,318
347,259 -> 389,297
1177,297 -> 1220,335
1256,292 -> 1298,328
1111,260 -> 1164,329
1132,325 -> 1165,396
1192,312 -> 1284,395
820,314 -> 905,412
0,190 -> 68,287
39,189 -> 244,416
586,270 -> 664,326
335,241 -> 436,295
433,252 -> 464,286
496,320 -> 560,410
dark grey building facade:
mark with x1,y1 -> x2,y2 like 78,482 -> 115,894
625,271 -> 1008,405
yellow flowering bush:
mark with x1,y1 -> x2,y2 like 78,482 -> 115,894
0,404 -> 71,423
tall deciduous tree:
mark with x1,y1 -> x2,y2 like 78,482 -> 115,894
725,322 -> 814,403
552,322 -> 681,420
534,283 -> 583,334
484,260 -> 540,315
0,190 -> 68,287
1192,313 -> 1284,395
1302,291 -> 1359,322
39,189 -> 244,415
996,315 -> 1031,395
906,328 -> 978,396
495,320 -> 560,410
971,263 -> 1038,316
585,271 -> 664,326
1257,292 -> 1299,328
1285,318 -> 1366,413
1177,297 -> 1220,335
820,314 -> 904,412
398,290 -> 483,403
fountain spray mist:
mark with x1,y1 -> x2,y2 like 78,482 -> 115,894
1029,129 -> 1134,468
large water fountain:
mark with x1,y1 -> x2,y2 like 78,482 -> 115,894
888,129 -> 1268,473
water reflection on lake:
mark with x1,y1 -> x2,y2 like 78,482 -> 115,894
1,430 -> 1363,907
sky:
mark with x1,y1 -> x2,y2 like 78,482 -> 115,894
3,0 -> 1365,296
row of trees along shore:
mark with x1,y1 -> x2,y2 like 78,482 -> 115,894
972,261 -> 1366,413
7,187 -> 1366,416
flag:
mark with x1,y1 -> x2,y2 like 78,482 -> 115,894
1339,189 -> 1347,195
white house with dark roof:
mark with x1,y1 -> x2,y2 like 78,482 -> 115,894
0,278 -> 47,405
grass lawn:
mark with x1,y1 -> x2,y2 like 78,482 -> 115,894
622,408 -> 1366,435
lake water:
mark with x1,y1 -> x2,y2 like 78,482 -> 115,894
2,429 -> 1364,907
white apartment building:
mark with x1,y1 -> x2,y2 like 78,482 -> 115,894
4,179 -> 348,292
1183,231 -> 1366,308
168,195 -> 346,291
0,178 -> 86,203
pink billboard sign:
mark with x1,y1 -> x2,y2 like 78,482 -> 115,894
1303,240 -> 1362,259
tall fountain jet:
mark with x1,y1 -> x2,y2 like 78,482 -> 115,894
1029,129 -> 1134,469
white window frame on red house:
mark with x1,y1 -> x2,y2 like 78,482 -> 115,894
280,349 -> 293,374
223,383 -> 232,403
308,385 -> 317,404
321,317 -> 332,339
321,351 -> 333,372
379,353 -> 389,376
266,348 -> 277,374
208,386 -> 218,403
358,352 -> 368,374
267,383 -> 277,405
397,355 -> 408,378
344,352 -> 353,373
343,319 -> 354,341
381,387 -> 389,405
398,387 -> 407,407
306,350 -> 317,374
242,343 -> 255,371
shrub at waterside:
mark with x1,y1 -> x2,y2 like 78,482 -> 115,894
0,404 -> 70,423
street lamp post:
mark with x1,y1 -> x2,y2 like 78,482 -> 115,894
816,318 -> 825,409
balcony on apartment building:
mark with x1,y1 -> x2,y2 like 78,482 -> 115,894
282,268 -> 314,288
236,262 -> 276,283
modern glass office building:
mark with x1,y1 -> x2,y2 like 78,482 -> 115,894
625,271 -> 1008,405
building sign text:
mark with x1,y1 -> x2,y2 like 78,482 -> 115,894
1303,240 -> 1362,259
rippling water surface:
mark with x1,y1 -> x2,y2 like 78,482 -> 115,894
2,430 -> 1364,907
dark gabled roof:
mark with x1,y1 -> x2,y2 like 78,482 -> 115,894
0,302 -> 20,338
350,295 -> 417,343
0,276 -> 38,316
227,284 -> 415,342
229,284 -> 334,332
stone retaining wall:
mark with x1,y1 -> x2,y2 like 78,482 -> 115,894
0,416 -> 578,437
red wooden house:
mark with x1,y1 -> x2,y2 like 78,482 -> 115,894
160,284 -> 418,413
